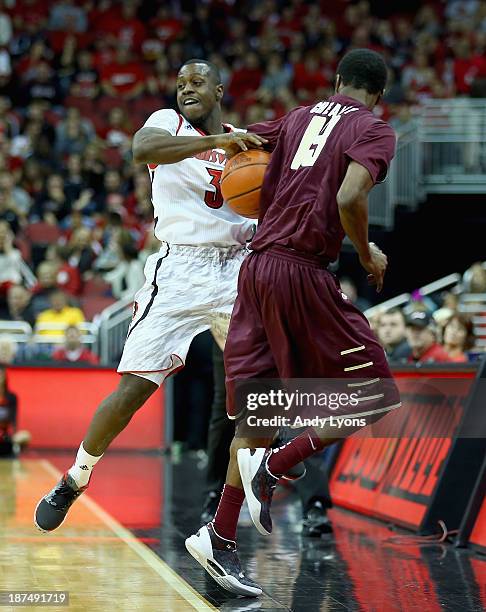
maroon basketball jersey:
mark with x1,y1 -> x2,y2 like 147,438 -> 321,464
248,94 -> 396,259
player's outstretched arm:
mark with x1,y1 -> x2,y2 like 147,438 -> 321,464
132,128 -> 266,165
337,161 -> 387,292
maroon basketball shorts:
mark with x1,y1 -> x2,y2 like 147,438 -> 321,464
224,246 -> 401,422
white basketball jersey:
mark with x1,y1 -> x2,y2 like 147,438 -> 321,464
143,108 -> 255,246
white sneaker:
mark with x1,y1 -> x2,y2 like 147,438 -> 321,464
237,448 -> 278,536
185,522 -> 262,597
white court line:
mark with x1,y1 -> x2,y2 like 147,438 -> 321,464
340,345 -> 365,355
347,378 -> 380,387
40,460 -> 216,612
344,361 -> 373,372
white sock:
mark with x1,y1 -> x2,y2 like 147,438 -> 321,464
68,442 -> 103,487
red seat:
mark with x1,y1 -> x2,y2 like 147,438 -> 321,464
80,296 -> 117,320
25,222 -> 62,245
82,276 -> 113,297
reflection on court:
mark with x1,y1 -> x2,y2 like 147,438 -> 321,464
0,459 -> 214,612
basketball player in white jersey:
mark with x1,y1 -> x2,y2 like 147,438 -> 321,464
34,60 -> 265,577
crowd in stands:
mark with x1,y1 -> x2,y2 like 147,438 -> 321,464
366,262 -> 486,364
0,0 -> 486,365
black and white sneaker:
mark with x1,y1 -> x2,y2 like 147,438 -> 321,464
237,448 -> 278,536
34,473 -> 87,532
185,522 -> 262,597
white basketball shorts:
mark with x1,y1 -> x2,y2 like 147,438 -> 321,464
117,241 -> 246,386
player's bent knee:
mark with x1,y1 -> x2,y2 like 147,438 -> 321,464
115,374 -> 158,417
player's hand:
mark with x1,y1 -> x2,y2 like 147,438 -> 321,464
216,132 -> 268,158
360,242 -> 387,293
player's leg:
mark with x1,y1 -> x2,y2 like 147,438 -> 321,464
185,254 -> 277,596
278,425 -> 334,536
82,373 -> 157,457
34,372 -> 159,532
235,252 -> 401,533
201,342 -> 234,524
35,246 -> 212,532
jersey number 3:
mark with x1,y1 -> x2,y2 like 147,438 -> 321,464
291,114 -> 341,170
204,168 -> 224,209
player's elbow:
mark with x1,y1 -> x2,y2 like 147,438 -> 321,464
337,186 -> 363,210
132,130 -> 149,164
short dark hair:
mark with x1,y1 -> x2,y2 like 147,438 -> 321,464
383,307 -> 405,319
336,49 -> 387,95
180,59 -> 222,84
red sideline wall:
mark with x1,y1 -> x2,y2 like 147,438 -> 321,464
8,366 -> 164,450
470,496 -> 486,554
330,368 -> 477,530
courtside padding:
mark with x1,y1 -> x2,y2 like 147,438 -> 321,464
329,361 -> 486,539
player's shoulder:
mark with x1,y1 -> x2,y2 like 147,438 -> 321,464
357,112 -> 396,139
142,108 -> 183,131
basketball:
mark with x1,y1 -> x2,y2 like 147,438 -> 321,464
221,149 -> 271,219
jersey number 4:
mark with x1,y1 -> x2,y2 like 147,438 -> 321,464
291,114 -> 341,170
204,168 -> 224,209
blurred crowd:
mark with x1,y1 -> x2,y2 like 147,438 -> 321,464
1,0 -> 486,365
368,262 -> 486,364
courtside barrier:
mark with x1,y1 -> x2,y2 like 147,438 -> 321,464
330,361 -> 486,536
8,365 -> 164,450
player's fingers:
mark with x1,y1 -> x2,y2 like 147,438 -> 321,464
376,272 -> 384,293
245,133 -> 268,144
245,135 -> 266,147
235,138 -> 248,151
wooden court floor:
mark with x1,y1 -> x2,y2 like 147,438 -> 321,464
0,459 -> 215,612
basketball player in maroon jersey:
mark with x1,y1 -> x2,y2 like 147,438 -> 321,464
186,48 -> 401,597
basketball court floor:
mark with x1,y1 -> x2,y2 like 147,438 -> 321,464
1,451 -> 485,611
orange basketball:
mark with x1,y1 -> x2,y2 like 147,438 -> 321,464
221,150 -> 271,219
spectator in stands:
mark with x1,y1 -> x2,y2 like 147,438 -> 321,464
339,276 -> 371,311
46,245 -> 82,297
31,261 -> 61,316
0,178 -> 23,234
49,0 -> 87,33
55,107 -> 94,157
24,61 -> 63,106
0,285 -> 35,327
81,142 -> 105,192
99,107 -> 132,154
464,262 -> 486,293
52,325 -> 99,364
71,49 -> 99,99
260,53 -> 293,92
0,335 -> 17,365
20,159 -> 45,201
63,153 -> 89,203
0,171 -> 31,220
0,221 -> 23,293
100,46 -> 145,100
35,289 -> 84,335
377,308 -> 411,362
67,227 -> 98,276
103,238 -> 145,300
406,311 -> 453,363
94,169 -> 125,216
32,173 -> 71,224
442,314 -> 475,362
